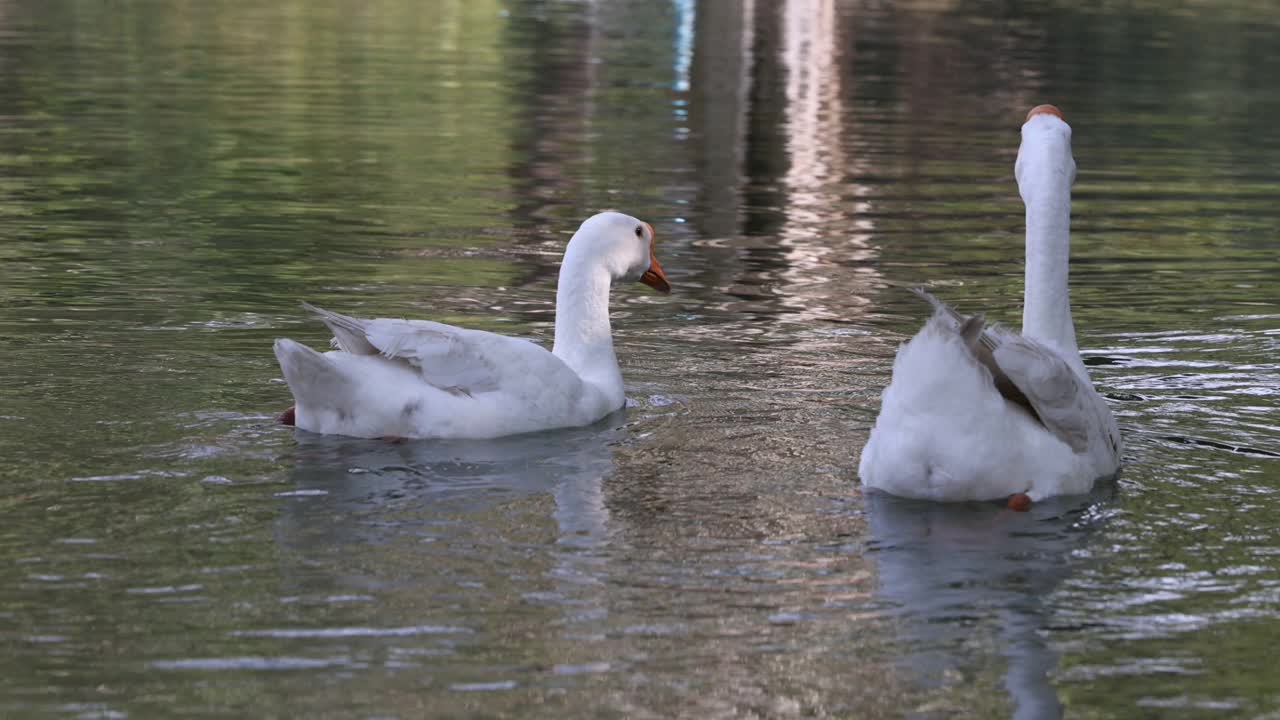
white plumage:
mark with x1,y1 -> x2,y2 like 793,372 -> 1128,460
859,106 -> 1121,502
273,212 -> 669,439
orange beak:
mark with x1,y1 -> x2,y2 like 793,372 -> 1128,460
638,222 -> 670,293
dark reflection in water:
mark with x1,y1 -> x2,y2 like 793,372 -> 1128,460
1,0 -> 1279,717
866,488 -> 1115,719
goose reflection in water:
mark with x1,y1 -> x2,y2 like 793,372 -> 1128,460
280,411 -> 625,533
864,486 -> 1114,719
270,411 -> 628,624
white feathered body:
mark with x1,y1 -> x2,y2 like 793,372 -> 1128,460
858,309 -> 1118,502
274,319 -> 621,439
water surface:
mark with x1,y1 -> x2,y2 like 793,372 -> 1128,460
2,0 -> 1279,718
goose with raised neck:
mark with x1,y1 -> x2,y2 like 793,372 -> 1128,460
857,105 -> 1121,507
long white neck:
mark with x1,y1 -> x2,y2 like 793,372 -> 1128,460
552,248 -> 621,389
1018,129 -> 1081,364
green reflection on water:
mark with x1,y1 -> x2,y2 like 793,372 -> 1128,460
0,0 -> 1278,718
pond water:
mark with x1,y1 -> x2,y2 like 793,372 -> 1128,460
2,0 -> 1279,717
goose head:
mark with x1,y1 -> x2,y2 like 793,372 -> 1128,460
1016,104 -> 1076,201
565,211 -> 671,293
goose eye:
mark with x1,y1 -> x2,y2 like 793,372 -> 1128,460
634,225 -> 644,238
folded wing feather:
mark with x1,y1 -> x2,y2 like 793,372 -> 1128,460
913,289 -> 1091,453
363,318 -> 505,395
302,302 -> 513,396
990,337 -> 1092,453
303,302 -> 378,355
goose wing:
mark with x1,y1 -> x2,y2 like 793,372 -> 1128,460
302,302 -> 571,396
913,289 -> 1095,453
986,331 -> 1093,453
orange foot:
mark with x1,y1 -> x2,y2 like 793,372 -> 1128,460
1006,493 -> 1032,512
278,406 -> 296,426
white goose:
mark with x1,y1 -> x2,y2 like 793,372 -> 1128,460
858,105 -> 1121,506
273,212 -> 670,439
